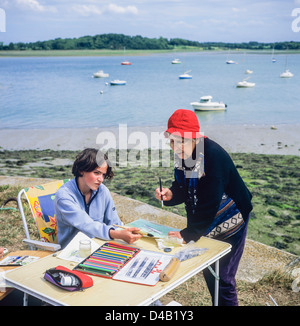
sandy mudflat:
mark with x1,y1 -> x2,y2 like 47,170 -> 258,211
0,123 -> 299,155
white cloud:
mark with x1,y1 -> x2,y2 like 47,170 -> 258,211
72,4 -> 103,16
107,4 -> 138,15
71,3 -> 138,17
16,0 -> 57,12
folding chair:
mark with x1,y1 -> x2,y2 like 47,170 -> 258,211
17,179 -> 70,252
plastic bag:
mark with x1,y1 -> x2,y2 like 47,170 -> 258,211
175,241 -> 208,261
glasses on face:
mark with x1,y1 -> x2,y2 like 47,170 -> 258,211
169,138 -> 194,148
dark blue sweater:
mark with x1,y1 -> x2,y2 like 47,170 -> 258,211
164,137 -> 253,242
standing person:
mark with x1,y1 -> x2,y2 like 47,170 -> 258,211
155,109 -> 252,306
55,148 -> 142,249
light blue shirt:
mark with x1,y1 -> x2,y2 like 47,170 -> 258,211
55,178 -> 122,248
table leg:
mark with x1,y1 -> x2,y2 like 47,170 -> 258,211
214,260 -> 219,306
208,261 -> 220,306
23,293 -> 28,306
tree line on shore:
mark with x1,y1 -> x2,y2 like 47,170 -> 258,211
1,33 -> 299,51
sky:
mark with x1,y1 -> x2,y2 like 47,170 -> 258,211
0,0 -> 300,44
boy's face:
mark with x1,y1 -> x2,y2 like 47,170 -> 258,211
169,135 -> 198,160
81,162 -> 108,191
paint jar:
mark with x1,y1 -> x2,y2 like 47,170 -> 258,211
79,239 -> 91,258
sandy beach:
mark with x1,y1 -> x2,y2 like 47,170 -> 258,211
0,123 -> 299,155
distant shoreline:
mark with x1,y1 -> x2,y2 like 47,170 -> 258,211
1,123 -> 299,155
1,48 -> 300,57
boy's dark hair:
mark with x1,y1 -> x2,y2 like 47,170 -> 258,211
72,148 -> 114,180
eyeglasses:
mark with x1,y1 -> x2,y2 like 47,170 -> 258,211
169,138 -> 194,147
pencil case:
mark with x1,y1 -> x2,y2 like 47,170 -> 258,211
44,266 -> 93,291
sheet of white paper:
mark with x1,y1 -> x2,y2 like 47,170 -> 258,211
113,250 -> 173,286
56,232 -> 99,263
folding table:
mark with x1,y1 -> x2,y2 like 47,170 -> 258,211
4,237 -> 231,306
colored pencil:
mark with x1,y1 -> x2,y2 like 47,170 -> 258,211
75,241 -> 140,278
105,242 -> 139,251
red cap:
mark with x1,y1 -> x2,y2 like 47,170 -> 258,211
165,109 -> 201,139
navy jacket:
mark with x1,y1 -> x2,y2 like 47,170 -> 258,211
164,137 -> 253,242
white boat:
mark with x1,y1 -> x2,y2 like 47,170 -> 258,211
245,69 -> 253,74
172,58 -> 181,64
191,96 -> 227,111
179,70 -> 192,79
93,70 -> 109,78
110,80 -> 126,85
280,69 -> 293,78
226,49 -> 236,64
236,79 -> 255,88
236,77 -> 255,88
280,49 -> 293,78
271,46 -> 276,62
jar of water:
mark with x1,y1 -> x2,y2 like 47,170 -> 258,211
79,239 -> 91,258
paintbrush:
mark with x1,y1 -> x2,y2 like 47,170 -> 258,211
159,177 -> 164,208
113,224 -> 155,238
268,293 -> 278,306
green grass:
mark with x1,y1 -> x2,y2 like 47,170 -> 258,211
0,48 -> 199,57
1,48 -> 299,57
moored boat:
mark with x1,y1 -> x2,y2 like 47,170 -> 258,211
110,80 -> 126,85
191,95 -> 226,111
179,70 -> 192,79
93,70 -> 109,78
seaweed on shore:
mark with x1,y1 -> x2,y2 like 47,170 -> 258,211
0,149 -> 299,255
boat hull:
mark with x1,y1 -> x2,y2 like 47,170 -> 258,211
93,73 -> 109,78
110,80 -> 126,85
280,73 -> 293,78
236,82 -> 255,88
191,102 -> 226,111
179,75 -> 192,79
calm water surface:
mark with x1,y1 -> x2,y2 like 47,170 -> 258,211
0,52 -> 299,129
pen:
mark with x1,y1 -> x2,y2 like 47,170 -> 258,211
159,177 -> 164,208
